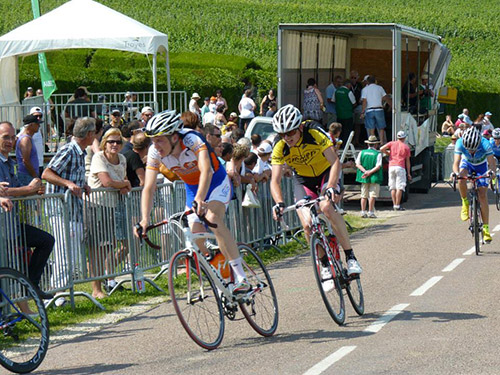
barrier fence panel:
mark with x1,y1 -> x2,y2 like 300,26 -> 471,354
1,176 -> 306,309
0,193 -> 69,296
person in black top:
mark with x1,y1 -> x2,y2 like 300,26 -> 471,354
123,132 -> 150,187
402,73 -> 418,114
259,89 -> 277,116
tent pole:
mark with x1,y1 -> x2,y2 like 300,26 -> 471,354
153,52 -> 158,113
166,37 -> 172,110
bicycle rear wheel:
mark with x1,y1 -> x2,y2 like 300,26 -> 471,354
168,250 -> 224,350
472,196 -> 481,255
345,276 -> 364,316
0,268 -> 49,374
238,244 -> 279,337
310,233 -> 345,325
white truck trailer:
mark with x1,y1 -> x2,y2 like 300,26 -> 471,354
277,23 -> 451,196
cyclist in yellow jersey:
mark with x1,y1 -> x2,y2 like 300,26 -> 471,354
270,105 -> 362,276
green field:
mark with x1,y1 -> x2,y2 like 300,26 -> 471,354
1,0 -> 499,113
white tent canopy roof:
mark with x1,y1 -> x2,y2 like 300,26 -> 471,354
0,0 -> 168,58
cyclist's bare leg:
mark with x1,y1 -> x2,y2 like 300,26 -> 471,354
457,168 -> 468,199
204,200 -> 240,261
319,200 -> 351,250
478,186 -> 489,225
297,207 -> 312,243
189,221 -> 209,255
360,197 -> 367,212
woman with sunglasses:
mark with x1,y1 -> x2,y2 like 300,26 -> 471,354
270,105 -> 362,276
88,128 -> 131,298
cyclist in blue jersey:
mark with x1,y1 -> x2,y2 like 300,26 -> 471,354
490,128 -> 500,163
453,127 -> 496,242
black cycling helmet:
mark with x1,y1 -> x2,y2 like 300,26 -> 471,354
144,110 -> 183,137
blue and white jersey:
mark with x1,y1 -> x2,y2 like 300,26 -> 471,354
455,137 -> 493,166
489,138 -> 500,157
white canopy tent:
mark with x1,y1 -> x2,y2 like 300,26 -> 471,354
0,0 -> 171,121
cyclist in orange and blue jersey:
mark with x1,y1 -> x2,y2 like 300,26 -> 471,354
453,127 -> 496,242
134,110 -> 251,294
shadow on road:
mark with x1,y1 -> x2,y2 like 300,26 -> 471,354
394,309 -> 486,323
36,363 -> 134,375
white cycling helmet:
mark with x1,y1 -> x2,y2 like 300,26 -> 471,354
492,128 -> 500,139
272,104 -> 303,133
462,127 -> 482,151
144,110 -> 183,137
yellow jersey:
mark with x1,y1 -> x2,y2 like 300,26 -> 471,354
271,122 -> 333,179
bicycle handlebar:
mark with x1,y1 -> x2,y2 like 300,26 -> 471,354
135,204 -> 218,249
451,173 -> 493,192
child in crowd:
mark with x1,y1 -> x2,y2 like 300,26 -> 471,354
355,135 -> 383,218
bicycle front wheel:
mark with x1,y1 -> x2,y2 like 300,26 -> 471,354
472,196 -> 481,255
168,250 -> 224,350
238,244 -> 279,337
310,233 -> 345,325
0,268 -> 50,374
346,276 -> 365,316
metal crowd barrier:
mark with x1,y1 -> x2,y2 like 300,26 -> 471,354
0,177 -> 302,310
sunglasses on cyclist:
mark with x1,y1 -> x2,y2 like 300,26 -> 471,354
106,140 -> 123,145
278,129 -> 299,139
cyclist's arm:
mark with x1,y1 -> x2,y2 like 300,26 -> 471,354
270,163 -> 285,204
487,154 -> 496,173
452,153 -> 462,174
139,167 -> 158,233
323,146 -> 341,189
193,149 -> 213,210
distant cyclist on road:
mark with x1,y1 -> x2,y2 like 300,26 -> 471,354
134,110 -> 251,294
269,104 -> 362,276
490,128 -> 500,164
452,127 -> 496,242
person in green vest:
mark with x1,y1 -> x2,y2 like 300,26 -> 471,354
334,79 -> 356,145
355,135 -> 383,218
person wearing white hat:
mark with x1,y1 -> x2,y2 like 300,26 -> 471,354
355,135 -> 383,218
140,106 -> 154,126
252,141 -> 273,182
418,73 -> 434,113
482,111 -> 494,133
380,130 -> 411,211
189,93 -> 201,117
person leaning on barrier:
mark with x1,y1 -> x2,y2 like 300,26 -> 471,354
42,117 -> 96,304
88,128 -> 131,298
16,115 -> 41,186
0,121 -> 55,300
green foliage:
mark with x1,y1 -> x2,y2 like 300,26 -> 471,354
3,0 -> 500,111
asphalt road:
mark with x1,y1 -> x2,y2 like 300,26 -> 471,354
15,184 -> 500,375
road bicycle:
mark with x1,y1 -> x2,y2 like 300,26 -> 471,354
138,209 -> 279,350
492,164 -> 500,211
280,195 -> 364,325
0,268 -> 50,373
452,172 -> 493,255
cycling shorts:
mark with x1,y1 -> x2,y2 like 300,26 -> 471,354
459,159 -> 489,188
292,168 -> 340,201
185,169 -> 232,224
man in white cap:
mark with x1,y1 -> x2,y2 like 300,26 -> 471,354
140,106 -> 154,126
380,130 -> 411,210
482,111 -> 494,133
418,74 -> 434,113
355,135 -> 383,218
18,107 -> 45,175
253,141 -> 273,182
16,114 -> 42,185
189,93 -> 201,117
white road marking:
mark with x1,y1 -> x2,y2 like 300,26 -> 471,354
493,224 -> 500,232
303,346 -> 357,375
463,246 -> 475,255
442,258 -> 465,272
410,276 -> 443,296
364,303 -> 410,334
